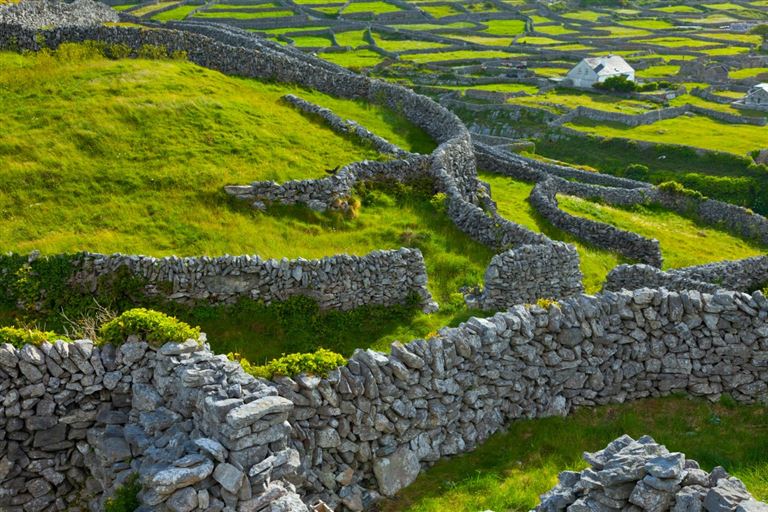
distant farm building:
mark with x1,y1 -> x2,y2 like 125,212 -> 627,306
743,83 -> 768,110
565,55 -> 635,88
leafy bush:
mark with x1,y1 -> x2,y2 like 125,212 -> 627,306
624,164 -> 650,182
105,474 -> 141,512
657,181 -> 706,200
99,308 -> 200,347
594,75 -> 636,93
0,326 -> 70,349
429,192 -> 448,215
231,348 -> 347,379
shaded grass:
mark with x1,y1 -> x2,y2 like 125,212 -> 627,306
381,396 -> 768,512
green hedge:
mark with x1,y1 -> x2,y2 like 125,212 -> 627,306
99,308 -> 200,347
0,326 -> 71,349
231,348 -> 347,379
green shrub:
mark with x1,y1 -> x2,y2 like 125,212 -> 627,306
593,75 -> 636,93
657,181 -> 707,200
99,308 -> 200,347
0,326 -> 70,349
429,192 -> 448,215
104,473 -> 141,512
231,348 -> 347,379
624,163 -> 650,182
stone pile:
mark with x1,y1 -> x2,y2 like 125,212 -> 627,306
0,336 -> 309,512
0,0 -> 117,29
536,435 -> 768,512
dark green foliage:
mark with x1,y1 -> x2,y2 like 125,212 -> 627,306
179,293 -> 423,360
99,308 -> 200,347
593,75 -> 636,93
637,81 -> 672,92
623,163 -> 649,181
0,326 -> 70,349
535,136 -> 768,215
231,348 -> 347,379
657,181 -> 707,200
104,474 -> 141,512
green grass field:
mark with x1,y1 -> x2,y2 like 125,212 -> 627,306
557,195 -> 767,269
382,396 -> 768,511
566,115 -> 768,156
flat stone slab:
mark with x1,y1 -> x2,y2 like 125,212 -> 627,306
226,396 -> 293,430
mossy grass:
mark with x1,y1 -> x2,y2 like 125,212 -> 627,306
99,308 -> 200,347
0,326 -> 70,349
382,396 -> 768,511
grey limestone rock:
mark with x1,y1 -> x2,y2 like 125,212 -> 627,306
373,447 -> 421,497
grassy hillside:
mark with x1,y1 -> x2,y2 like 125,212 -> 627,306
382,396 -> 768,512
481,173 -> 767,291
0,44 -> 487,362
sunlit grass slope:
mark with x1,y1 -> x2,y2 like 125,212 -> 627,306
558,195 -> 767,269
480,173 -> 767,291
383,396 -> 768,512
0,44 -> 488,361
0,45 -> 433,256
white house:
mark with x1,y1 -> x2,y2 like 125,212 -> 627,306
744,83 -> 768,110
565,55 -> 635,89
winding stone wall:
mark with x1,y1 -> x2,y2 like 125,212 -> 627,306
467,242 -> 584,311
605,256 -> 768,295
530,178 -> 663,267
551,104 -> 767,129
68,249 -> 437,312
275,287 -> 768,509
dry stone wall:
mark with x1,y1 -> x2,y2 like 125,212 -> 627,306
275,287 -> 768,509
68,249 -> 437,312
467,242 -> 584,311
605,256 -> 768,295
551,104 -> 767,129
0,337 -> 308,512
530,178 -> 663,267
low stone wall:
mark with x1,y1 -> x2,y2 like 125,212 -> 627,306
69,249 -> 437,312
467,242 -> 584,311
605,255 -> 768,294
530,178 -> 663,267
277,287 -> 768,508
282,94 -> 410,158
551,104 -> 767,128
0,337 -> 307,512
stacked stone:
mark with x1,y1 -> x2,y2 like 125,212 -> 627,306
69,248 -> 437,313
272,287 -> 768,509
468,242 -> 584,311
530,178 -> 663,268
0,337 -> 309,512
536,435 -> 768,512
0,0 -> 118,29
605,256 -> 768,295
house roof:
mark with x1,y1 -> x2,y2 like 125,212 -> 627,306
752,83 -> 768,93
579,55 -> 634,77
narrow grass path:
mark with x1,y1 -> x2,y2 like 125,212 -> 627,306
381,396 -> 768,512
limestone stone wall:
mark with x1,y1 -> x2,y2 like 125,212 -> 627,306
530,178 -> 663,267
69,249 -> 437,312
605,256 -> 768,294
0,337 -> 307,512
276,287 -> 768,509
467,242 -> 584,311
551,104 -> 767,128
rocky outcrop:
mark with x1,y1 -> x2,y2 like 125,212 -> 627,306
536,435 -> 768,512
